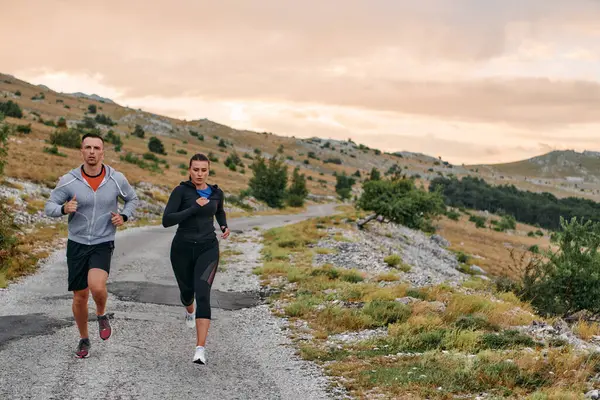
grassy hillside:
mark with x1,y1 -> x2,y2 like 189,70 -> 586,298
2,72 -> 598,204
471,150 -> 600,200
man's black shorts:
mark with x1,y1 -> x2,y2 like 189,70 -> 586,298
66,239 -> 114,291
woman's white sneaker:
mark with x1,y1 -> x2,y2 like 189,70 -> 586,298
193,346 -> 206,364
185,311 -> 195,328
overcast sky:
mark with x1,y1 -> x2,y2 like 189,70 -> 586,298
2,0 -> 600,164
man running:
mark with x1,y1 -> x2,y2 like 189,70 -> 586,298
45,132 -> 139,358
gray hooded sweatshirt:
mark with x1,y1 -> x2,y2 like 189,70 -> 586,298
45,164 -> 139,245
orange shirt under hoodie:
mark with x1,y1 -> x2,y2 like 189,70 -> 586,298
82,165 -> 106,191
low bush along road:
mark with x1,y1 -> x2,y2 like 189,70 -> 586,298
0,203 -> 341,400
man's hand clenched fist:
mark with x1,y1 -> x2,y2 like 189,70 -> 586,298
111,212 -> 124,227
64,195 -> 78,214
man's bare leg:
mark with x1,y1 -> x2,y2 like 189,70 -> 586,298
72,289 -> 90,338
88,268 -> 111,340
88,268 -> 108,315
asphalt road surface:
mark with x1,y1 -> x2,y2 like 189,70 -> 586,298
0,203 -> 340,400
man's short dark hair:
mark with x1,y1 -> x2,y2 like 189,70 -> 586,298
81,132 -> 104,147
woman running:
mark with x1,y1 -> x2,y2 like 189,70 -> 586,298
162,153 -> 230,364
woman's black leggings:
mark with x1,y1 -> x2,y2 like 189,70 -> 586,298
170,237 -> 220,319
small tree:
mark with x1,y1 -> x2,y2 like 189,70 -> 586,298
357,178 -> 446,232
248,155 -> 288,208
148,137 -> 166,155
287,167 -> 308,207
517,217 -> 600,317
224,152 -> 243,171
368,167 -> 381,181
335,173 -> 355,200
132,124 -> 145,138
57,117 -> 67,129
104,130 -> 123,152
77,117 -> 96,129
88,104 -> 97,114
95,114 -> 115,126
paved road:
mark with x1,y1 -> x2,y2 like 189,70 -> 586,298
0,204 -> 339,400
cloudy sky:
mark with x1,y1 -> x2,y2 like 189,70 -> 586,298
2,0 -> 600,164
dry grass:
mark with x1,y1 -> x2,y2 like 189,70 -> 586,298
435,214 -> 552,279
573,321 -> 600,341
374,272 -> 400,282
0,222 -> 67,287
250,216 -> 600,399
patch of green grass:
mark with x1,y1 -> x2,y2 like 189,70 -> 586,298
480,330 -> 537,350
362,300 -> 411,326
262,246 -> 292,261
329,350 -> 589,399
340,269 -> 364,283
454,314 -> 499,331
285,294 -> 323,318
383,254 -> 400,267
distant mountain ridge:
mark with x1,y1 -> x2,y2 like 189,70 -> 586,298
479,150 -> 600,182
66,92 -> 116,104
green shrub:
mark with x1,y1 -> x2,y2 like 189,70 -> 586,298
77,117 -> 96,130
446,210 -> 460,221
43,145 -> 66,157
132,124 -> 145,138
335,173 -> 355,200
469,215 -> 486,228
94,114 -> 115,126
519,217 -> 600,316
208,152 -> 218,162
176,149 -> 187,155
104,130 -> 123,150
87,104 -> 97,114
148,137 -> 166,155
287,167 -> 308,207
0,100 -> 22,118
142,152 -> 160,162
384,254 -> 401,267
224,152 -> 243,171
49,128 -> 81,148
494,214 -> 517,232
120,152 -> 162,173
455,251 -> 469,264
15,124 -> 31,134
